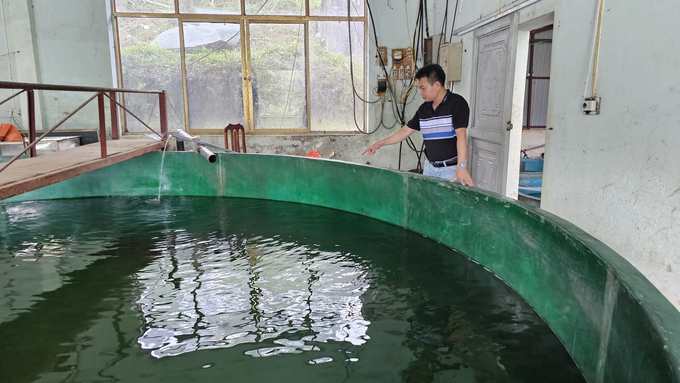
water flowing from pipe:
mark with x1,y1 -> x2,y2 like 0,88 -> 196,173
157,138 -> 171,201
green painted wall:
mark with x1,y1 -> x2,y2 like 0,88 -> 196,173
5,152 -> 680,383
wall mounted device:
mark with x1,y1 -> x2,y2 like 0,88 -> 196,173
392,49 -> 403,61
582,97 -> 601,115
423,34 -> 445,65
377,46 -> 388,67
390,48 -> 412,81
377,77 -> 387,95
440,42 -> 463,83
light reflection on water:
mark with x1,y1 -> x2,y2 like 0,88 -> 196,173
0,197 -> 586,383
136,233 -> 370,358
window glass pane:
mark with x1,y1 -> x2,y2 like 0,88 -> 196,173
310,0 -> 363,17
118,18 -> 185,133
245,0 -> 303,16
250,24 -> 306,130
183,22 -> 244,129
309,21 -> 364,132
179,0 -> 241,14
115,0 -> 175,13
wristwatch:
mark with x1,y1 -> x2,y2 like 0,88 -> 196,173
458,162 -> 466,169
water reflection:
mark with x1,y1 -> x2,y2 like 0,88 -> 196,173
0,197 -> 585,383
135,231 -> 370,358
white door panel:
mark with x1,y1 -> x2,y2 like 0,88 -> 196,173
469,14 -> 519,196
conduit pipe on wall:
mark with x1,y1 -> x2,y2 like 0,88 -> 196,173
584,0 -> 605,99
451,0 -> 541,36
591,0 -> 605,97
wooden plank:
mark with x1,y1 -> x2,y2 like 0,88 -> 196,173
0,140 -> 165,200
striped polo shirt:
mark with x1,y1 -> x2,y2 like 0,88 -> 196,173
406,90 -> 470,162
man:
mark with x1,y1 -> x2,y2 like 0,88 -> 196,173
362,64 -> 473,187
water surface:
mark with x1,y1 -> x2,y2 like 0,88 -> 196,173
0,197 -> 585,383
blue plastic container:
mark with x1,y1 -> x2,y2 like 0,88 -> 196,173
520,158 -> 544,172
519,178 -> 542,197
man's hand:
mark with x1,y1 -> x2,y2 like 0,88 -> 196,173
362,126 -> 416,155
452,167 -> 474,187
362,142 -> 382,155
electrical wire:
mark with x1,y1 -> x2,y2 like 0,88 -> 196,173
362,0 -> 434,172
436,0 -> 449,63
423,0 -> 430,37
592,0 -> 605,97
448,0 -> 460,42
365,0 -> 432,169
584,0 -> 603,99
398,0 -> 421,101
367,20 -> 402,134
347,0 -> 382,134
366,0 -> 399,105
346,5 -> 380,105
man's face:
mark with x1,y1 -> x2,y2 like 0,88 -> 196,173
417,77 -> 440,102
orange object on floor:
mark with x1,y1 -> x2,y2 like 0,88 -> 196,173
305,150 -> 321,158
0,124 -> 23,142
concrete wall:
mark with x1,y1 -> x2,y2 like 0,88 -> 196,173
0,0 -> 43,129
0,0 -> 115,132
30,0 -> 116,130
0,1 -> 15,120
439,0 -> 680,311
546,0 -> 680,311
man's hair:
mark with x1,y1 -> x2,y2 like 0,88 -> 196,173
415,64 -> 446,86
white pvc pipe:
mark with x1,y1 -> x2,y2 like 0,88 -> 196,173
175,129 -> 193,140
196,145 -> 217,163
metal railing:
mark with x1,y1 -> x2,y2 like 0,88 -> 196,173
0,81 -> 168,174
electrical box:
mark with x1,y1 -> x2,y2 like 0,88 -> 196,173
423,34 -> 445,65
390,48 -> 412,81
440,42 -> 462,82
376,78 -> 387,95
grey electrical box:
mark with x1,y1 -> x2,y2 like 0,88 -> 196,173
440,42 -> 462,82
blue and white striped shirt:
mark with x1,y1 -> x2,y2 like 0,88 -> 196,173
406,91 -> 470,162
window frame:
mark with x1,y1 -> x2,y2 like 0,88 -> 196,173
523,25 -> 552,130
111,0 -> 367,135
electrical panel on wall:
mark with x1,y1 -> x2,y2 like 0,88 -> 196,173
390,48 -> 413,81
440,42 -> 463,83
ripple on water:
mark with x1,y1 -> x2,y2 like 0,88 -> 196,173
0,197 -> 586,383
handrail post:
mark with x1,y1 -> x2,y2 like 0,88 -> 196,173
110,91 -> 119,140
159,91 -> 168,138
27,89 -> 36,158
97,92 -> 107,158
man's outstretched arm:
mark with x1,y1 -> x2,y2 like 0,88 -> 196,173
362,126 -> 417,155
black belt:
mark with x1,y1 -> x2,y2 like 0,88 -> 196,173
431,159 -> 457,168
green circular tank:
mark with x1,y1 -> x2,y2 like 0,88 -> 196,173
6,152 -> 680,383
